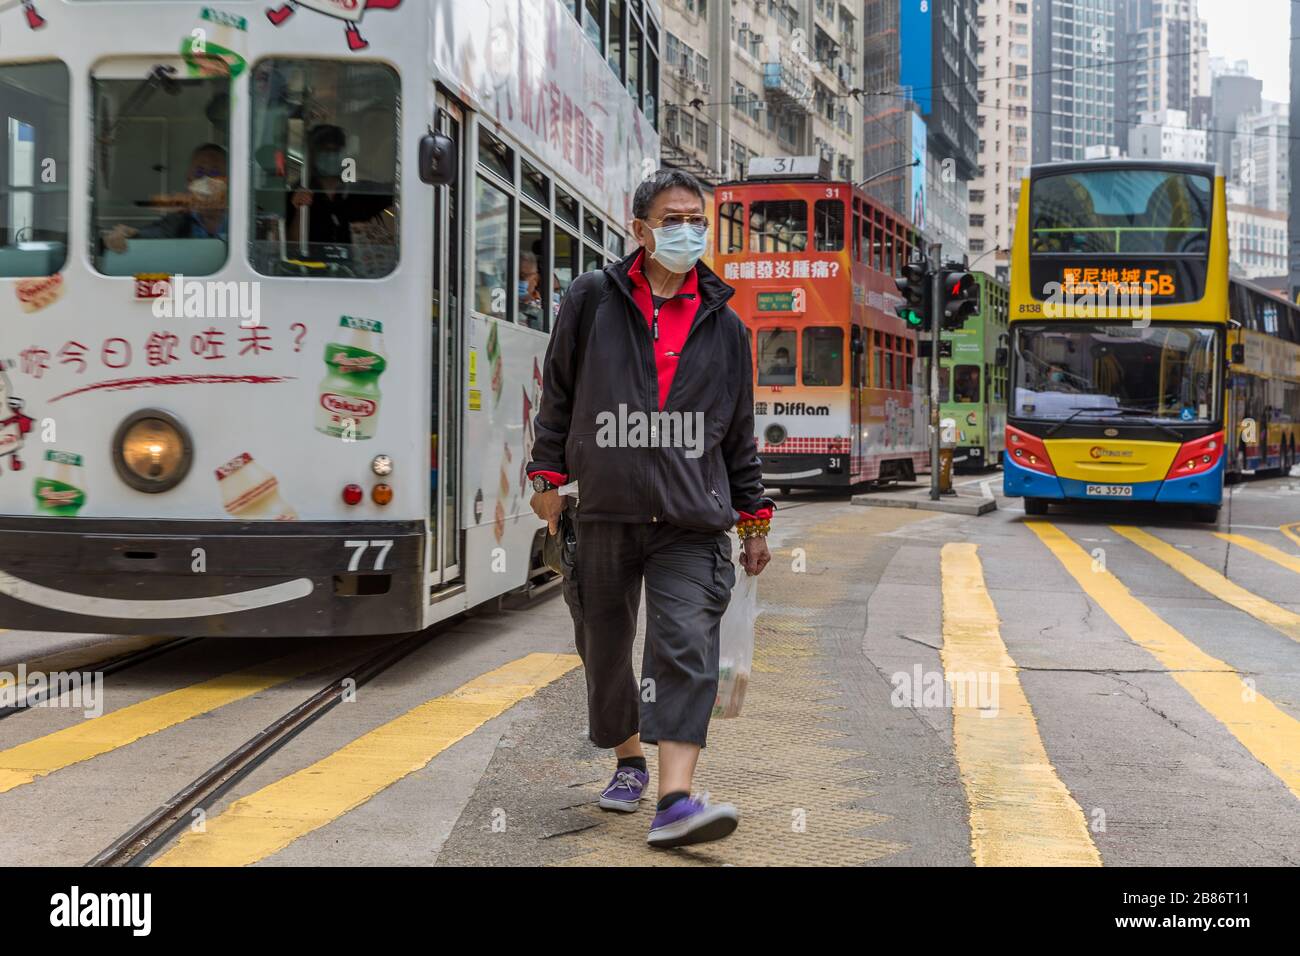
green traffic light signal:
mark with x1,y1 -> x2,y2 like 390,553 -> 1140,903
894,304 -> 923,327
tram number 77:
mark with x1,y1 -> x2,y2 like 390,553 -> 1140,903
344,539 -> 394,571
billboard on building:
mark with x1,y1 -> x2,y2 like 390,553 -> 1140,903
899,0 -> 933,115
910,112 -> 928,232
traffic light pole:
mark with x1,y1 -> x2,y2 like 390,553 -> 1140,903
928,244 -> 942,502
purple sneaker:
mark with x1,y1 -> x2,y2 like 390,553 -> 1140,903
647,793 -> 739,848
598,767 -> 649,812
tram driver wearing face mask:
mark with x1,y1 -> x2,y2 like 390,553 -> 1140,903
288,124 -> 395,249
101,143 -> 229,253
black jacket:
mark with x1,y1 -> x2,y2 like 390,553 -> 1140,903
527,252 -> 771,531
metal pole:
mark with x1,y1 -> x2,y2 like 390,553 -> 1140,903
929,244 -> 942,501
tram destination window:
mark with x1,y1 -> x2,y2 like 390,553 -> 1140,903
91,59 -> 231,276
249,59 -> 399,279
1,61 -> 69,278
749,200 -> 807,253
757,329 -> 797,386
802,327 -> 843,386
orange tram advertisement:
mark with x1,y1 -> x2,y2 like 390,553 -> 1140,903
713,157 -> 929,491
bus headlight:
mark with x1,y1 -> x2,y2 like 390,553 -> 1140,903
112,409 -> 193,493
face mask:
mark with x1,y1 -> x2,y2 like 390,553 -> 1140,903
188,175 -> 227,205
314,151 -> 344,176
518,280 -> 530,297
649,222 -> 708,274
1049,371 -> 1065,383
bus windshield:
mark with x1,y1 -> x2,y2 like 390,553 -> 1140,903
1029,168 -> 1212,255
1013,323 -> 1220,423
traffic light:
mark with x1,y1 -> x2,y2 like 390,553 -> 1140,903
895,259 -> 929,329
939,269 -> 980,330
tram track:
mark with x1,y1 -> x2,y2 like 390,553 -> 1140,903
86,627 -> 443,867
0,636 -> 202,721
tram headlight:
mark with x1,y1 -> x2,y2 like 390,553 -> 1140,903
112,409 -> 193,493
765,424 -> 787,447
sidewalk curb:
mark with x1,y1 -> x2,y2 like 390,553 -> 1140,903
851,492 -> 998,516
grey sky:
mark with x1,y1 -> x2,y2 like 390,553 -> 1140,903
1200,0 -> 1290,102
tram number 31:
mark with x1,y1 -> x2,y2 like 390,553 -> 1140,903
344,539 -> 394,571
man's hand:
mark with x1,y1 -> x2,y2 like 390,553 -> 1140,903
102,224 -> 137,254
292,188 -> 314,209
740,535 -> 769,576
530,489 -> 564,534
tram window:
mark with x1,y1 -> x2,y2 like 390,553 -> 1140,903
802,327 -> 843,386
644,20 -> 660,128
474,176 -> 512,319
478,127 -> 513,182
608,0 -> 626,82
522,159 -> 549,207
813,199 -> 844,252
860,210 -> 870,266
851,201 -> 861,261
518,205 -> 548,331
871,211 -> 884,271
938,366 -> 951,403
584,243 -> 603,274
583,0 -> 605,53
249,59 -> 399,279
606,229 -> 625,258
628,18 -> 644,106
584,210 -> 603,244
757,329 -> 797,386
905,348 -> 914,388
1,61 -> 69,277
554,228 -> 579,312
954,365 -> 980,404
718,201 -> 744,254
556,187 -> 579,228
92,60 -> 230,277
749,200 -> 807,253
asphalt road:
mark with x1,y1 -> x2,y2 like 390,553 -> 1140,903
0,470 -> 1296,866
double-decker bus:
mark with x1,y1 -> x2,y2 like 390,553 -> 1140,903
0,0 -> 660,636
712,157 -> 929,493
940,272 -> 1008,470
1226,276 -> 1300,477
1006,159 -> 1229,521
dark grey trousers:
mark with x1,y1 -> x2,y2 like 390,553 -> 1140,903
561,521 -> 735,749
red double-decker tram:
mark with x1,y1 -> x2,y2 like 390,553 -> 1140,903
713,157 -> 929,492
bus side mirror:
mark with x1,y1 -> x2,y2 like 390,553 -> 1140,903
995,347 -> 1009,367
419,132 -> 457,186
1230,343 -> 1245,365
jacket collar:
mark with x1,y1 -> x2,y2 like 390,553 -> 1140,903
606,248 -> 735,314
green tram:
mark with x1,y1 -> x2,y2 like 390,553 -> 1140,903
939,273 -> 1010,470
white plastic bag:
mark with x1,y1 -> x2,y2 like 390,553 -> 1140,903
713,562 -> 758,719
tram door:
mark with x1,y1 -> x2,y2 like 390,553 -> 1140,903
430,93 -> 464,587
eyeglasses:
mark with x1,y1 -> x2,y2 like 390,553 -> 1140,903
643,214 -> 708,229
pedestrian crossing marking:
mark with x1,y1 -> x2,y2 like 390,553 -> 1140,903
1029,522 -> 1300,803
1214,532 -> 1300,577
151,652 -> 580,867
1112,526 -> 1300,644
0,650 -> 328,794
940,543 -> 1102,866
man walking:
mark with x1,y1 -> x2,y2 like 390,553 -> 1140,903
528,169 -> 772,849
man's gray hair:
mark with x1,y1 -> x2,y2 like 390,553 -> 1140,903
633,168 -> 706,220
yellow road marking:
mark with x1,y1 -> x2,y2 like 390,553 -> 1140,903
1214,532 -> 1300,577
940,543 -> 1101,866
153,652 -> 581,867
0,650 -> 330,794
1112,526 -> 1300,644
1029,522 -> 1300,801
0,635 -> 174,690
1281,523 -> 1300,549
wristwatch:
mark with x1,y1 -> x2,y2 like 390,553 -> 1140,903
532,476 -> 557,493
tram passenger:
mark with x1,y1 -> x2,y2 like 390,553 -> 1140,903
765,347 -> 796,382
519,250 -> 545,330
288,124 -> 394,248
101,143 -> 229,253
527,169 -> 773,849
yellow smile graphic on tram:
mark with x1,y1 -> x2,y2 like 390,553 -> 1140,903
1043,438 -> 1179,483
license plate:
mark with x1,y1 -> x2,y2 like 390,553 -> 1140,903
1086,484 -> 1133,497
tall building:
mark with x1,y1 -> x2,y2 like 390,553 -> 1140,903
658,0 -> 858,185
1233,101 -> 1290,213
863,0 -> 979,260
969,0 -> 1033,273
1127,109 -> 1207,162
1290,4 -> 1300,302
1208,62 -> 1263,174
1114,0 -> 1209,144
1228,198 -> 1289,279
1031,0 -> 1117,163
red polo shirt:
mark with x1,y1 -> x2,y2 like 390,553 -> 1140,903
626,250 -> 701,410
